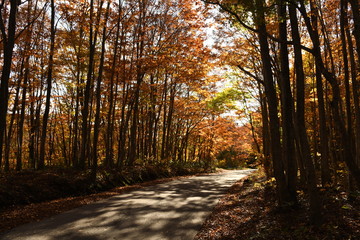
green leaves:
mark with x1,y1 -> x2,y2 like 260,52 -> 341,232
207,87 -> 242,112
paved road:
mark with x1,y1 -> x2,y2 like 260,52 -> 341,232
0,169 -> 255,240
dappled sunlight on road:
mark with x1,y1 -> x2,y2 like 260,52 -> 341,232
0,169 -> 256,240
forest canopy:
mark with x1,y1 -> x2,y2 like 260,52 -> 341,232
1,0 -> 360,226
0,0 -> 255,175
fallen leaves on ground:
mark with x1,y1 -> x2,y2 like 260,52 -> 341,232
195,173 -> 360,240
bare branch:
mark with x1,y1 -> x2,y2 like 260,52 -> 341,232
237,65 -> 264,86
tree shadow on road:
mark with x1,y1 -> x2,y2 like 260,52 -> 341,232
0,170 -> 255,240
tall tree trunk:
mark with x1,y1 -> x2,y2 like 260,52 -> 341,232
4,61 -> 23,171
92,1 -> 110,179
105,3 -> 122,168
288,2 -> 312,186
128,77 -> 143,166
340,0 -> 356,188
0,0 -> 19,169
71,27 -> 84,168
164,83 -> 175,160
255,0 -> 289,206
17,55 -> 30,171
299,0 -> 360,186
29,89 -> 36,169
278,0 -> 297,204
309,4 -> 331,185
80,0 -> 97,169
348,0 -> 360,64
289,1 -> 323,224
117,77 -> 131,168
161,76 -> 168,161
39,0 -> 56,170
128,1 -> 145,166
346,0 -> 360,171
259,86 -> 271,178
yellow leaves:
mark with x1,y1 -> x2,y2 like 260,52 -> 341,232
192,115 -> 255,162
253,182 -> 262,189
341,204 -> 352,210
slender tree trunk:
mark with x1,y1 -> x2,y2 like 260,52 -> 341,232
128,1 -> 145,166
260,87 -> 271,177
29,90 -> 36,169
161,76 -> 168,160
308,6 -> 332,185
165,83 -> 175,160
92,1 -> 110,179
71,28 -> 84,168
299,0 -> 360,186
105,4 -> 122,168
345,0 -> 360,170
340,0 -> 357,188
80,0 -> 97,169
278,0 -> 297,204
16,0 -> 35,171
17,55 -> 30,171
289,2 -> 312,186
348,0 -> 360,64
128,76 -> 143,166
4,61 -> 23,171
39,0 -> 56,170
72,70 -> 81,167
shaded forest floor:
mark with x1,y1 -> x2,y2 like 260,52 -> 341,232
0,165 -> 210,233
195,172 -> 360,240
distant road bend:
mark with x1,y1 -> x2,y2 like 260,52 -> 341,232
0,169 -> 256,240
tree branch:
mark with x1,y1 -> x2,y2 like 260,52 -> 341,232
202,0 -> 258,33
13,2 -> 48,42
202,0 -> 314,54
237,65 -> 264,86
0,0 -> 7,42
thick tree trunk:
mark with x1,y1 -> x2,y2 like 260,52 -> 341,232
255,0 -> 289,206
0,0 -> 19,169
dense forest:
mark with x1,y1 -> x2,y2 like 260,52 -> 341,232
202,0 -> 360,225
0,0 -> 253,173
0,0 -> 360,228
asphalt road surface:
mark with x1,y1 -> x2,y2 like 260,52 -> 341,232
0,169 -> 255,240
